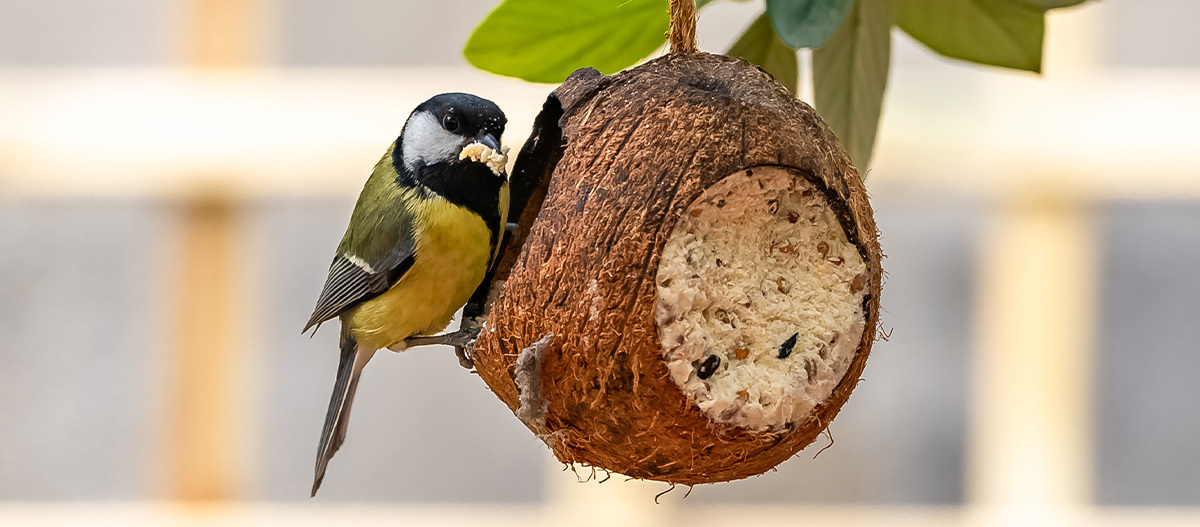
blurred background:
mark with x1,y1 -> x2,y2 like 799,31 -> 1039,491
1,0 -> 1198,525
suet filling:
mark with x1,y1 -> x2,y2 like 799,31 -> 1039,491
655,167 -> 868,431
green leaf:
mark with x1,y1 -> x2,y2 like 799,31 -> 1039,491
766,0 -> 856,49
1019,0 -> 1087,8
894,0 -> 1044,72
727,13 -> 799,94
812,0 -> 890,171
464,0 -> 669,84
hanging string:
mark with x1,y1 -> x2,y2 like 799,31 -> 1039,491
668,0 -> 698,54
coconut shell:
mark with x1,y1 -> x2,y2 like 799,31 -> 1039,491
470,52 -> 882,485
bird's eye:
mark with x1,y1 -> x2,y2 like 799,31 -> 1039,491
442,115 -> 459,132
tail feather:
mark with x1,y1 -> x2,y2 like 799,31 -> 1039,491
312,328 -> 374,497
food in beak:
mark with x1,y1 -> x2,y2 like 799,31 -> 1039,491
459,141 -> 510,176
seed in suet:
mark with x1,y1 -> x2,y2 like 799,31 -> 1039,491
778,332 -> 799,359
697,355 -> 721,379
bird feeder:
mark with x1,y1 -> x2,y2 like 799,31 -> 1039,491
464,15 -> 881,486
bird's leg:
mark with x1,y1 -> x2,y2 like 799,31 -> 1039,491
506,222 -> 520,235
389,322 -> 482,369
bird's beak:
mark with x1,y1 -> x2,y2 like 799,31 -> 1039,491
478,133 -> 502,152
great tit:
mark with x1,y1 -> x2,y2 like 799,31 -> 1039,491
303,93 -> 509,496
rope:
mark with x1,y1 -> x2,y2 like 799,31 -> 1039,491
668,0 -> 698,54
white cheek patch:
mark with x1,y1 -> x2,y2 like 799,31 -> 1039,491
655,167 -> 869,431
401,112 -> 461,171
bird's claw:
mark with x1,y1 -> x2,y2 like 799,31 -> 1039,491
453,345 -> 475,370
444,330 -> 477,370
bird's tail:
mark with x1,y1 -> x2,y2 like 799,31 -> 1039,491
311,327 -> 375,497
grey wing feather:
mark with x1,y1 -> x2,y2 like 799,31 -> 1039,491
303,224 -> 417,334
303,258 -> 376,333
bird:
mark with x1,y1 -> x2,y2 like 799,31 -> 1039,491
303,93 -> 510,497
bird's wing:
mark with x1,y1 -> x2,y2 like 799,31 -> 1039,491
303,198 -> 417,333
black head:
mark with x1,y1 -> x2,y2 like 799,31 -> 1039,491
398,93 -> 507,171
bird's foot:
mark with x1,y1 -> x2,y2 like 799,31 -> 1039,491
394,329 -> 478,369
506,222 -> 520,235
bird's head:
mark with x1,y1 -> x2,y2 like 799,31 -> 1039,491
399,93 -> 507,174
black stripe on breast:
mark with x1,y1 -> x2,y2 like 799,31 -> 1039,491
393,146 -> 504,250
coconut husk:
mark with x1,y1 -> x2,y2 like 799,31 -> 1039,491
470,52 -> 882,485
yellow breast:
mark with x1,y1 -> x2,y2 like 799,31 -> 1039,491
346,189 -> 506,350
